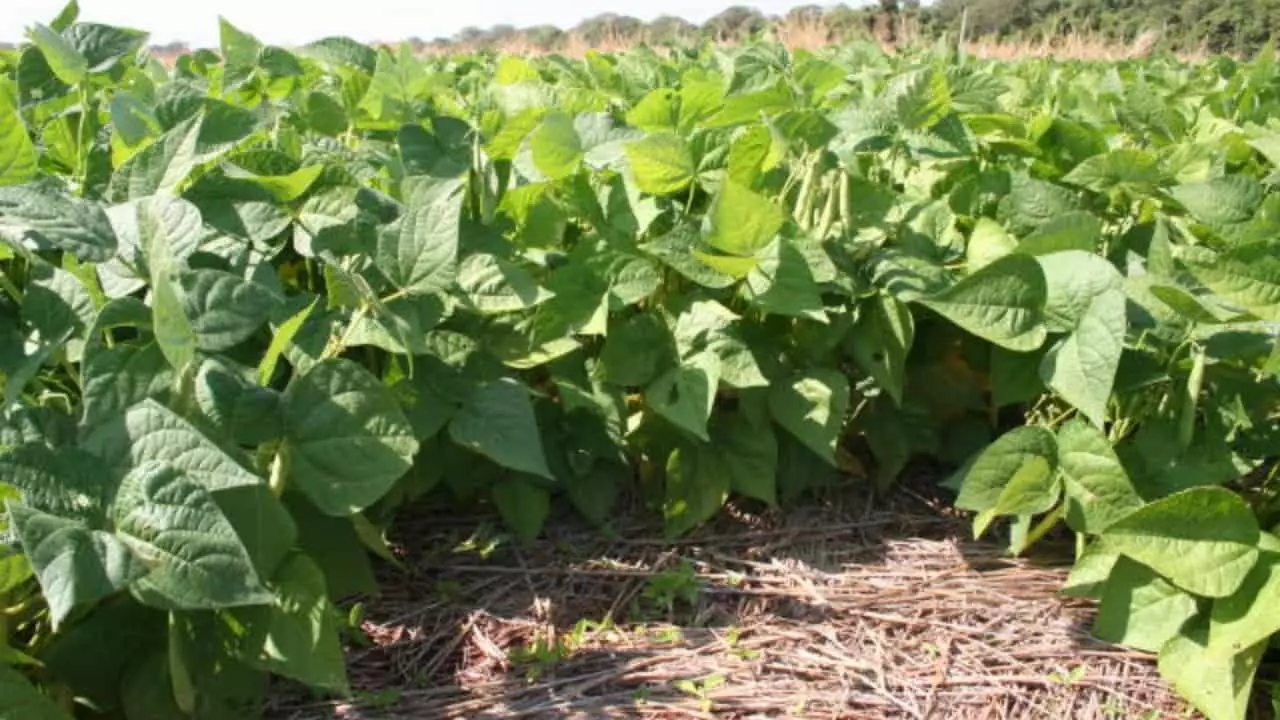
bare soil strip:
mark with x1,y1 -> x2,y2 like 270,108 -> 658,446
267,491 -> 1195,719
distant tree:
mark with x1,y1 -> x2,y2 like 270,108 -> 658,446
647,15 -> 698,45
455,26 -> 486,45
786,4 -> 826,23
522,25 -> 565,51
573,13 -> 645,44
704,6 -> 769,40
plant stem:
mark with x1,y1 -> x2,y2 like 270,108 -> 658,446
1023,505 -> 1066,550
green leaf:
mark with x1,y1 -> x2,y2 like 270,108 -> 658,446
29,24 -> 87,85
625,133 -> 695,195
449,378 -> 552,479
664,445 -> 729,538
1035,252 -> 1126,426
110,113 -> 204,201
1018,212 -> 1101,255
849,293 -> 914,405
375,182 -> 462,296
178,268 -> 282,351
965,218 -> 1016,271
1094,556 -> 1200,653
768,368 -> 849,466
673,300 -> 768,390
81,399 -> 264,492
0,443 -> 113,524
743,237 -> 827,322
598,313 -> 676,387
151,267 -> 195,372
953,426 -> 1058,515
236,553 -> 348,693
112,462 -> 271,610
223,164 -> 323,203
529,113 -> 583,180
282,359 -> 418,516
998,173 -> 1080,236
640,224 -> 736,290
1158,630 -> 1264,720
646,352 -> 720,442
0,664 -> 74,720
1056,419 -> 1143,534
712,413 -> 778,506
0,87 -> 36,187
259,297 -> 318,386
456,254 -> 554,314
704,179 -> 785,257
1208,551 -> 1280,655
0,186 -> 118,261
213,484 -> 296,579
81,342 -> 172,429
1062,149 -> 1164,194
1177,244 -> 1280,321
1103,488 -> 1260,598
7,503 -> 145,626
219,17 -> 263,69
492,477 -> 551,542
917,253 -> 1048,352
1169,176 -> 1261,232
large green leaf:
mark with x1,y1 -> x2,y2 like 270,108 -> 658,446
0,186 -> 118,261
1094,556 -> 1199,653
29,23 -> 87,85
7,503 -> 145,626
916,253 -> 1048,352
768,368 -> 849,466
712,413 -> 779,506
281,359 -> 418,516
456,254 -> 554,314
1207,550 -> 1280,655
112,462 -> 271,610
448,378 -> 552,480
1178,244 -> 1280,321
375,182 -> 462,295
1158,629 -> 1264,720
952,426 -> 1058,515
743,237 -> 827,322
529,113 -> 583,180
1056,419 -> 1143,534
848,293 -> 914,405
1036,251 -> 1126,426
646,352 -> 721,442
664,445 -> 730,538
1103,488 -> 1260,598
110,113 -> 204,201
236,553 -> 348,693
178,268 -> 283,351
0,87 -> 36,186
81,399 -> 263,491
704,179 -> 785,258
625,133 -> 695,195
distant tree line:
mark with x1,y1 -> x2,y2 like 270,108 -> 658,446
412,0 -> 1277,55
5,0 -> 1275,59
924,0 -> 1280,55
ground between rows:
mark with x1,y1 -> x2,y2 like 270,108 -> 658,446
266,483 -> 1201,719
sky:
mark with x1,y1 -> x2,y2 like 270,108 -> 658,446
2,0 -> 815,47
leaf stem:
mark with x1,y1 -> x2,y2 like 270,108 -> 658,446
1022,504 -> 1065,550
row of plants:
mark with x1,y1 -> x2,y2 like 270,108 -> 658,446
2,4 -> 1280,718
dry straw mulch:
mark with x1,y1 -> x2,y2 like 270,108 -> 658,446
267,487 -> 1196,720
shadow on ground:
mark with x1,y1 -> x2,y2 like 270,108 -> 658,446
265,478 -> 1197,720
